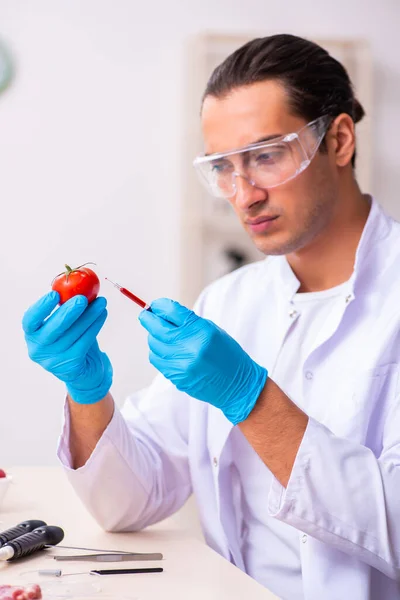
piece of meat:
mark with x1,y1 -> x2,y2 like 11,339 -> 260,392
0,584 -> 42,600
26,586 -> 42,600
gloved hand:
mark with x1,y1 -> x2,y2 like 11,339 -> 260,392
139,298 -> 268,425
22,291 -> 113,404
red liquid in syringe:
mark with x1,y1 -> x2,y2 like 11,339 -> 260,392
105,278 -> 151,310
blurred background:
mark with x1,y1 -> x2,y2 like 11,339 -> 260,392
0,0 -> 399,466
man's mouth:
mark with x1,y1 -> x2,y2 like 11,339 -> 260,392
245,215 -> 279,233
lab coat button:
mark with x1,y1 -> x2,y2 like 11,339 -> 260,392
213,457 -> 218,467
289,309 -> 298,318
305,371 -> 313,380
345,294 -> 352,304
302,534 -> 308,543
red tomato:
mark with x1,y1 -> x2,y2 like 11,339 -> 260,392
51,263 -> 100,305
0,469 -> 6,478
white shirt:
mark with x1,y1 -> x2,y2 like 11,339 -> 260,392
233,282 -> 351,599
273,280 -> 351,410
59,197 -> 400,600
233,428 -> 302,599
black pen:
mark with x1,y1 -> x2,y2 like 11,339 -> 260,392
91,567 -> 163,575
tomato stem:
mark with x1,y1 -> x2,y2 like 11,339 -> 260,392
51,262 -> 97,285
75,261 -> 96,270
64,264 -> 72,283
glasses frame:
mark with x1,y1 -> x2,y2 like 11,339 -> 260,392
193,115 -> 333,198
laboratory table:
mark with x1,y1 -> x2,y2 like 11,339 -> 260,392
0,467 -> 278,599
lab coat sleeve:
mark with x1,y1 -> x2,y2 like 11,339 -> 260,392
57,290 -> 214,532
57,375 -> 194,532
267,399 -> 400,579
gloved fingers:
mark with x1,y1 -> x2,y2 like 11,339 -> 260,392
139,308 -> 177,340
22,291 -> 60,334
70,308 -> 108,356
33,295 -> 91,345
149,349 -> 166,373
149,298 -> 197,327
147,335 -> 179,360
148,352 -> 187,386
51,297 -> 107,351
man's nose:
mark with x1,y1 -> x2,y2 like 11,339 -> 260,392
232,173 -> 268,210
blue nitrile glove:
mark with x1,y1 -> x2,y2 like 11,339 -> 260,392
138,298 -> 268,425
22,291 -> 113,404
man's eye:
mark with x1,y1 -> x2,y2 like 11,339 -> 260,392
255,151 -> 282,164
211,161 -> 232,173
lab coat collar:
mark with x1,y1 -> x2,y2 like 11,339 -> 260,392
352,196 -> 390,279
266,196 -> 390,302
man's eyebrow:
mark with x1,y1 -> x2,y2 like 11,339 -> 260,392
205,133 -> 283,157
253,133 -> 282,144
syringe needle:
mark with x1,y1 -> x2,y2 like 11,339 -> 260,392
105,277 -> 122,290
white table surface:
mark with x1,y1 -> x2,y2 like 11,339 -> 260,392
0,467 -> 278,599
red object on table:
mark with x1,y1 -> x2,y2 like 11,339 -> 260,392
0,584 -> 42,599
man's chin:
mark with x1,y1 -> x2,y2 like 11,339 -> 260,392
251,233 -> 301,257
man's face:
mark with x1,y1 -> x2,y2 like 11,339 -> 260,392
201,81 -> 340,256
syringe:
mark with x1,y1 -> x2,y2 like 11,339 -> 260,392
0,526 -> 64,561
105,278 -> 151,310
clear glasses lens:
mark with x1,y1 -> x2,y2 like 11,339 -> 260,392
203,142 -> 304,198
194,116 -> 330,199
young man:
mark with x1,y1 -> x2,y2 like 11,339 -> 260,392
23,34 -> 400,599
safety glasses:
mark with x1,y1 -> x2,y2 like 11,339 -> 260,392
193,115 -> 332,199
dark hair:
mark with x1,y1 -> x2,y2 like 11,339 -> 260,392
203,34 -> 365,167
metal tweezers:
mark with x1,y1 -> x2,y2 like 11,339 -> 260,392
53,552 -> 163,562
48,545 -> 163,562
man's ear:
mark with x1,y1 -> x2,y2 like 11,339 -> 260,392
328,113 -> 356,168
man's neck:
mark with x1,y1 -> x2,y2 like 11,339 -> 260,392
286,190 -> 371,293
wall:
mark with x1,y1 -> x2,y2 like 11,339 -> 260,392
0,0 -> 399,465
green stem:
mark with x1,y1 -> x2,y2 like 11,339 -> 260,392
51,262 -> 96,286
64,264 -> 73,282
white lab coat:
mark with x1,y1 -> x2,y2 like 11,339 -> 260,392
59,197 -> 400,599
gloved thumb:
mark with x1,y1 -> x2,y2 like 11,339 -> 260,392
149,298 -> 197,327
